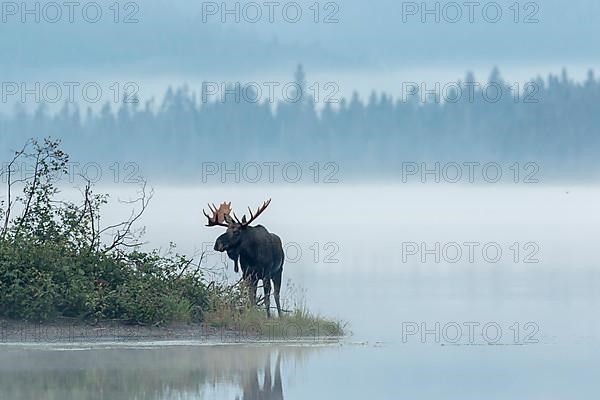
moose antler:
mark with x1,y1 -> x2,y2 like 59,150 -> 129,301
232,198 -> 272,226
203,202 -> 232,227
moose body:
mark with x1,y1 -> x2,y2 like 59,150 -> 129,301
205,200 -> 284,317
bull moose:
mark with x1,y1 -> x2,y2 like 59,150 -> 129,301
203,199 -> 284,317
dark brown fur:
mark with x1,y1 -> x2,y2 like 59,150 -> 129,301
215,223 -> 284,317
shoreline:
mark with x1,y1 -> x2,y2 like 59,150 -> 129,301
0,318 -> 343,345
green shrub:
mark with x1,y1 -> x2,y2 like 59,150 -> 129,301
0,139 -> 210,325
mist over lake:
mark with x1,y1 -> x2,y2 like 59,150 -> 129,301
3,183 -> 599,398
93,184 -> 600,338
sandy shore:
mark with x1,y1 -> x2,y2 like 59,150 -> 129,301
0,318 -> 342,344
0,318 -> 279,344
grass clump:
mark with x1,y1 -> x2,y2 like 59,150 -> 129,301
203,281 -> 346,338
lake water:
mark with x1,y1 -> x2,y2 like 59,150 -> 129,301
2,184 -> 599,399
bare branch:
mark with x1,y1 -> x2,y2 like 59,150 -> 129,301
102,180 -> 153,253
1,141 -> 30,238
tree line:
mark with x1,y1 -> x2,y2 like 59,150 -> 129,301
1,66 -> 598,181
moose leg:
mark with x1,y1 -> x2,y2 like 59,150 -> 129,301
263,278 -> 272,318
273,269 -> 283,317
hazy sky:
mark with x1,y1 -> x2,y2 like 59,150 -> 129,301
1,0 -> 599,77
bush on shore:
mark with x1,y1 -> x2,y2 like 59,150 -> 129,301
0,139 -> 212,324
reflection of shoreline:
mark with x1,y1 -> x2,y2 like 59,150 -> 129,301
0,344 -> 325,399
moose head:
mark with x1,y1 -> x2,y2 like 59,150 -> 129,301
203,199 -> 272,272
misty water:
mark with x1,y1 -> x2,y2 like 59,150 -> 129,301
2,184 -> 599,399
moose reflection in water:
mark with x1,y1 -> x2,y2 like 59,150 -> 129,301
0,345 -> 311,399
238,353 -> 284,400
204,199 -> 285,317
